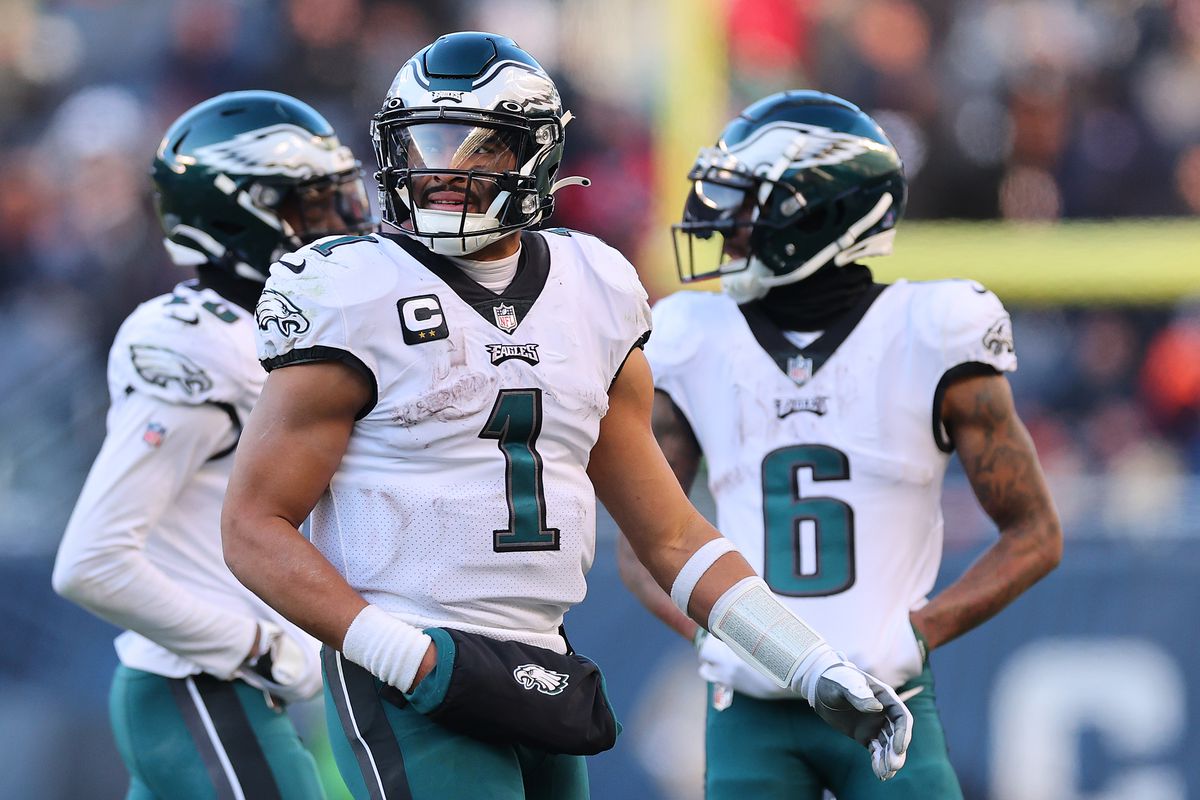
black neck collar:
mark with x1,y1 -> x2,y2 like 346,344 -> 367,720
739,281 -> 888,385
758,263 -> 875,331
195,267 -> 262,313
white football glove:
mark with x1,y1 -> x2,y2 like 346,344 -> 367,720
235,621 -> 321,706
799,654 -> 913,781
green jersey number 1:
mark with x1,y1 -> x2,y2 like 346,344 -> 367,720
762,444 -> 855,596
479,388 -> 560,552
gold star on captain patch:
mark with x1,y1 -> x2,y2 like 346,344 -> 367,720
418,331 -> 427,338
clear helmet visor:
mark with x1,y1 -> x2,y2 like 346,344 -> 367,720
685,177 -> 750,225
673,170 -> 757,283
386,122 -> 526,217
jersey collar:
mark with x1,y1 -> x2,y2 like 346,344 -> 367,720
737,283 -> 889,385
385,230 -> 551,335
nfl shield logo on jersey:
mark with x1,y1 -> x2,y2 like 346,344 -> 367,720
786,355 -> 813,386
142,421 -> 167,448
493,303 -> 519,333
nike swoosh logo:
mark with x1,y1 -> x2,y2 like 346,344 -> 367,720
279,256 -> 306,274
897,686 -> 925,702
168,313 -> 199,325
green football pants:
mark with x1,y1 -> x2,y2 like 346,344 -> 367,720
705,664 -> 963,800
109,665 -> 325,800
321,647 -> 590,800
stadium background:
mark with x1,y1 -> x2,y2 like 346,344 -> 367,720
1,0 -> 1198,797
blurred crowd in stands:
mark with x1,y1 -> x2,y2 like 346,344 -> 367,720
1,0 -> 1198,554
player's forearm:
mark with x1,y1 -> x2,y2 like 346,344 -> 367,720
53,542 -> 259,675
628,507 -> 760,627
616,534 -> 698,640
913,517 -> 1061,651
222,511 -> 367,650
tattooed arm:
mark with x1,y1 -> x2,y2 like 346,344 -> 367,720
911,373 -> 1063,652
615,390 -> 704,640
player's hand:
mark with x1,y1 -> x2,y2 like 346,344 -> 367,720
236,621 -> 320,705
811,662 -> 912,781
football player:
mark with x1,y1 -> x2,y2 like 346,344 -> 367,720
52,90 -> 375,799
617,90 -> 1064,799
221,34 -> 912,800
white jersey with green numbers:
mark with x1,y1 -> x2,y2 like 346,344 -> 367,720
645,280 -> 1017,694
256,228 -> 652,654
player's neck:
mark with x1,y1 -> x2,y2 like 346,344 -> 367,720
448,246 -> 523,294
760,263 -> 875,331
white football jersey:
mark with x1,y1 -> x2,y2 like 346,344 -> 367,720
61,281 -> 319,683
257,229 -> 652,654
645,280 -> 1017,692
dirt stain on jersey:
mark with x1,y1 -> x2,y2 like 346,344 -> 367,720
393,371 -> 496,427
544,385 -> 609,422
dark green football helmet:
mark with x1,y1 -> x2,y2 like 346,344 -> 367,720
674,91 -> 906,302
152,90 -> 374,281
372,32 -> 587,256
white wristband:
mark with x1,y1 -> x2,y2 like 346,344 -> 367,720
670,537 -> 738,615
341,605 -> 432,693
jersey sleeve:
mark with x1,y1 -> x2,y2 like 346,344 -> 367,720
52,393 -> 260,678
564,231 -> 653,384
254,238 -> 385,418
935,281 -> 1017,375
109,302 -> 246,408
643,291 -> 708,402
927,281 -> 1018,452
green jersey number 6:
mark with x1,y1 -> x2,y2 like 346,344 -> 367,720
762,444 -> 855,596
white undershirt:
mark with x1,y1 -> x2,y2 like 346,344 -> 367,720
783,331 -> 823,349
448,245 -> 522,293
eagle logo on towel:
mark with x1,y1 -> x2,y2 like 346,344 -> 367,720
513,664 -> 570,696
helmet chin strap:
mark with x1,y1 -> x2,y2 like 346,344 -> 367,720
721,192 -> 895,304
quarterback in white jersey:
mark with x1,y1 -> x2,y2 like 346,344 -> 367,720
619,91 -> 1062,800
53,91 -> 374,800
223,34 -> 912,800
256,227 -> 650,654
